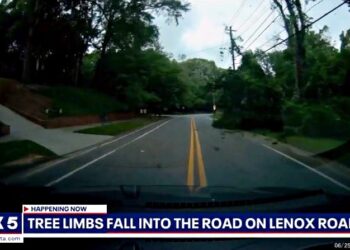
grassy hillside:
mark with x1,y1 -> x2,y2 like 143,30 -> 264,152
38,86 -> 126,117
1,79 -> 126,118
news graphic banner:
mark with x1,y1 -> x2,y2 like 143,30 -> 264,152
2,204 -> 350,243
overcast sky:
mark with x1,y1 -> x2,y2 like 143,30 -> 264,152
154,0 -> 350,69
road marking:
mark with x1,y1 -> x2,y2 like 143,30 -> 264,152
45,120 -> 170,187
99,121 -> 161,147
5,120 -> 165,183
193,119 -> 207,187
187,119 -> 195,187
186,118 -> 207,188
263,144 -> 350,191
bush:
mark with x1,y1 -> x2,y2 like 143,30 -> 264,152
282,101 -> 306,128
301,105 -> 341,136
330,97 -> 350,121
239,111 -> 283,131
212,114 -> 240,130
213,111 -> 283,131
282,101 -> 350,138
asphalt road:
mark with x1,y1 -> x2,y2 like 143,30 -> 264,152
5,114 -> 350,194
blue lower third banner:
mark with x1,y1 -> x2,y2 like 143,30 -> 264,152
4,207 -> 350,242
23,213 -> 350,237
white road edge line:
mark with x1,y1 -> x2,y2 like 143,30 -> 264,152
9,120 -> 165,181
262,144 -> 350,192
45,120 -> 170,187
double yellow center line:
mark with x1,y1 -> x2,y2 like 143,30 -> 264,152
187,118 -> 207,188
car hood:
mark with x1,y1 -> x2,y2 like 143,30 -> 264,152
0,184 -> 347,212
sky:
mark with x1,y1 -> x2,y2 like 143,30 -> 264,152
154,0 -> 350,69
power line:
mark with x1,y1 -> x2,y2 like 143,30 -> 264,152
229,0 -> 248,25
242,3 -> 288,49
185,42 -> 230,57
215,1 -> 250,61
185,0 -> 250,59
185,0 -> 330,62
212,1 -> 247,61
263,1 -> 347,53
258,30 -> 285,49
249,0 -> 326,50
235,0 -> 266,32
306,0 -> 325,12
239,6 -> 273,37
245,15 -> 281,49
188,0 -> 330,59
222,1 -> 275,63
241,9 -> 276,47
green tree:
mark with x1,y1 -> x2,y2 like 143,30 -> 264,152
340,29 -> 350,96
0,0 -> 97,84
179,58 -> 221,110
216,51 -> 283,130
303,27 -> 345,99
96,49 -> 188,111
92,0 -> 189,85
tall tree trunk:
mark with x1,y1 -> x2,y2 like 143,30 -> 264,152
294,0 -> 307,95
73,54 -> 82,86
284,0 -> 304,100
22,0 -> 40,84
93,18 -> 114,87
273,0 -> 292,47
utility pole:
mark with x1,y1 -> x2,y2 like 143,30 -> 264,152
225,26 -> 241,70
229,26 -> 236,70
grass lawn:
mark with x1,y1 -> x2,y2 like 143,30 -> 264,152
0,78 -> 7,85
38,86 -> 125,117
213,111 -> 223,121
285,136 -> 345,154
76,118 -> 160,136
0,140 -> 56,166
258,130 -> 346,154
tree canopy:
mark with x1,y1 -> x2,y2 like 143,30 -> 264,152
215,24 -> 350,138
0,0 -> 189,86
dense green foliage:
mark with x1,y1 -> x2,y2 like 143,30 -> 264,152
214,0 -> 350,142
0,0 -> 189,86
94,49 -> 187,110
0,0 -> 221,112
215,52 -> 283,131
179,58 -> 222,111
81,50 -> 220,111
215,26 -> 350,139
